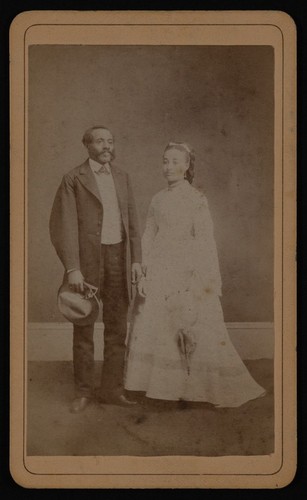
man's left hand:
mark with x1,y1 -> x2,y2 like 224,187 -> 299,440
131,263 -> 142,284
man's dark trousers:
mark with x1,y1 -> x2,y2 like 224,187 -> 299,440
72,241 -> 128,399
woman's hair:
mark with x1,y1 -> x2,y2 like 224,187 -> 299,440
164,141 -> 195,184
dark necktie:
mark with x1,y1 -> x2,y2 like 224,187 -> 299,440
96,165 -> 110,175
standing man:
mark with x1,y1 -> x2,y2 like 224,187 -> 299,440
50,126 -> 142,413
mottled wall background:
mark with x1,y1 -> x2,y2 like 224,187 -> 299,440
28,45 -> 274,322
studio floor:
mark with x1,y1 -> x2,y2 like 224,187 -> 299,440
27,360 -> 274,457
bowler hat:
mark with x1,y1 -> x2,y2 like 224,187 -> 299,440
57,282 -> 100,326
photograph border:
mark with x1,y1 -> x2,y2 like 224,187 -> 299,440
10,10 -> 296,489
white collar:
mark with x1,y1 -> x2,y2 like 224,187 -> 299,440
89,158 -> 111,173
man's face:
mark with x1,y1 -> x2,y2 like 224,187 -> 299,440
86,128 -> 115,164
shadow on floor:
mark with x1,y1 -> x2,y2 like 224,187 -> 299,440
27,359 -> 274,457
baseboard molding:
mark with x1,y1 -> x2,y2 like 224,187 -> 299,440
27,322 -> 274,361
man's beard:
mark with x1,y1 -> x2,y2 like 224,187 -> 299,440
98,149 -> 116,163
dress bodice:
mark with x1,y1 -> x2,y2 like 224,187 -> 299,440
152,183 -> 197,242
142,181 -> 222,296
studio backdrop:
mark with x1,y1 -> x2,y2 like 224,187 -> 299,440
28,45 -> 274,324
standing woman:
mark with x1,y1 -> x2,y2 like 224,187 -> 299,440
124,142 -> 265,407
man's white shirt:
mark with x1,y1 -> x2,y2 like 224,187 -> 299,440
89,158 -> 123,244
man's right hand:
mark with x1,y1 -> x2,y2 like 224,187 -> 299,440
67,270 -> 85,293
137,276 -> 147,298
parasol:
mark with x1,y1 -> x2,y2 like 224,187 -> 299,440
176,329 -> 197,375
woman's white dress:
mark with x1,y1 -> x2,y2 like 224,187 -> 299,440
124,180 -> 265,407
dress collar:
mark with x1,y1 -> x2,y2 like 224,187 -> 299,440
167,179 -> 190,192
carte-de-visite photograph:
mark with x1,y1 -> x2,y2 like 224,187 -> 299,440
28,43 -> 274,455
10,11 -> 296,489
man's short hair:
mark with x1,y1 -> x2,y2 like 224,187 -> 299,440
82,126 -> 112,146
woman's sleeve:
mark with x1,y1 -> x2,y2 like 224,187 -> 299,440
141,199 -> 158,266
193,195 -> 222,296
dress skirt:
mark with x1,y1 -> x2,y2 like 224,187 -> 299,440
124,240 -> 266,407
124,182 -> 266,407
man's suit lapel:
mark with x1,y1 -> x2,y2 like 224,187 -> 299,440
77,160 -> 102,204
111,165 -> 129,234
77,161 -> 127,224
111,165 -> 126,214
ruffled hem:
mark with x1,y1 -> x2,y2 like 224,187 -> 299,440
124,348 -> 267,407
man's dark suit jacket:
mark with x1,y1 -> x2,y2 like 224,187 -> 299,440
50,159 -> 142,305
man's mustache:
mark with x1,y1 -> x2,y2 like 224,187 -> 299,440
100,149 -> 115,159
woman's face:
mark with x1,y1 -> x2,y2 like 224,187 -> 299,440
162,148 -> 189,184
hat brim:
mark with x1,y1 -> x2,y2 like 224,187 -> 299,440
57,283 -> 99,326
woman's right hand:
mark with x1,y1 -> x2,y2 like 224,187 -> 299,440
137,276 -> 147,298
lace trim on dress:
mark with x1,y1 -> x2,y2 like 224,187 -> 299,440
125,348 -> 252,377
